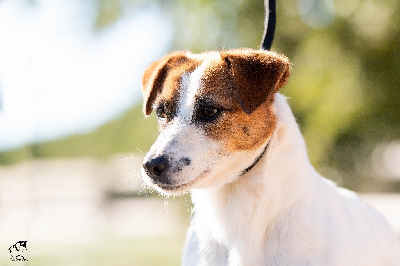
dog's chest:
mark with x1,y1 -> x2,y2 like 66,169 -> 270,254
191,186 -> 268,264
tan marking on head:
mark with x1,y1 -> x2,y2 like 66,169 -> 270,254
220,49 -> 290,114
198,56 -> 237,108
142,49 -> 290,152
141,52 -> 201,116
194,49 -> 290,152
200,94 -> 277,152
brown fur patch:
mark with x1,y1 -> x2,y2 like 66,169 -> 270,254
142,52 -> 201,116
142,49 -> 291,152
198,56 -> 238,109
194,49 -> 290,152
200,94 -> 277,152
220,49 -> 290,114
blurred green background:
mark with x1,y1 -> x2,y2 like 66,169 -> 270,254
2,0 -> 400,191
1,0 -> 400,265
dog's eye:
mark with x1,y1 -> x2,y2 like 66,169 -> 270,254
199,106 -> 221,121
156,106 -> 167,119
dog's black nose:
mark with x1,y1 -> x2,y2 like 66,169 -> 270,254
143,156 -> 169,180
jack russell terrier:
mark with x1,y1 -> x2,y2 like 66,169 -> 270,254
140,49 -> 400,265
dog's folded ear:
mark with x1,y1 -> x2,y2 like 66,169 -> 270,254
221,50 -> 290,114
142,52 -> 189,116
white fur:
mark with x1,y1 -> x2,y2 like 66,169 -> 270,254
143,58 -> 267,194
181,94 -> 400,266
178,57 -> 209,120
142,57 -> 400,264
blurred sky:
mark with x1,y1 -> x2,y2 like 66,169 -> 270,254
0,0 -> 172,151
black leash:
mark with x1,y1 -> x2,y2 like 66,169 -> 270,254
260,0 -> 276,50
239,0 -> 276,176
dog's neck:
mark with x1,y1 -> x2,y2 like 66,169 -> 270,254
191,94 -> 318,262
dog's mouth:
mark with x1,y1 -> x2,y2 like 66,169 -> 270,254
144,141 -> 270,194
148,169 -> 210,193
154,180 -> 191,191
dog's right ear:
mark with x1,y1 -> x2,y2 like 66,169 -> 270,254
142,52 -> 188,116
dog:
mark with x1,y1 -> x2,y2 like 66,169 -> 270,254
140,49 -> 400,265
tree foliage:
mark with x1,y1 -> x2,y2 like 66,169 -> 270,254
2,0 -> 400,191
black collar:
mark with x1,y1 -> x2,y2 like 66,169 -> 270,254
239,141 -> 270,176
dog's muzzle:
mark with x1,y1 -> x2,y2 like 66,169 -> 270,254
142,155 -> 192,188
143,155 -> 170,183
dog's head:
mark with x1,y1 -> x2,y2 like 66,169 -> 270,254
141,49 -> 290,195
